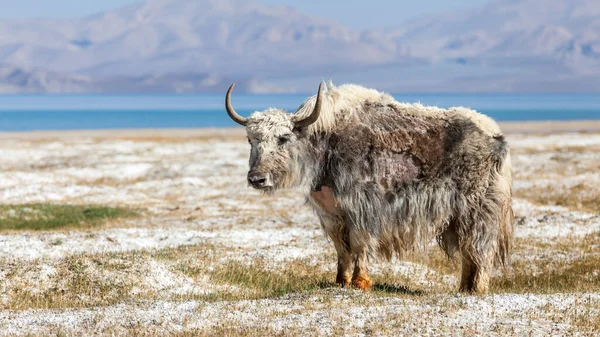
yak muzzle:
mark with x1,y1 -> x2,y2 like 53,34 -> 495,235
247,171 -> 273,189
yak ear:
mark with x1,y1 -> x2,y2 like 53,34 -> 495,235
292,124 -> 308,136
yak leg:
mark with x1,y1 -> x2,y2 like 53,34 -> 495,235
351,247 -> 372,291
310,188 -> 352,287
334,236 -> 353,287
349,231 -> 373,291
459,201 -> 502,293
459,251 -> 492,293
459,225 -> 495,293
438,220 -> 460,259
321,217 -> 352,287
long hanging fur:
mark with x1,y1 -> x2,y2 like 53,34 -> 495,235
242,81 -> 514,292
297,83 -> 513,260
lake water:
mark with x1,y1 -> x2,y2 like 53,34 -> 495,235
0,93 -> 599,131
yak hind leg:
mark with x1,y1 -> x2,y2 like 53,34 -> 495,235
438,220 -> 460,259
459,250 -> 492,293
458,220 -> 496,293
439,220 -> 493,293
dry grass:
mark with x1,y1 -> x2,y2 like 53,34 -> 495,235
517,183 -> 600,214
492,254 -> 600,294
3,244 -> 225,310
169,327 -> 291,337
512,137 -> 600,214
569,299 -> 600,333
209,259 -> 333,299
1,244 -> 322,310
80,325 -> 298,337
5,253 -> 139,310
6,233 -> 598,311
1,243 -> 438,311
491,233 -> 600,294
512,144 -> 600,155
83,176 -> 150,187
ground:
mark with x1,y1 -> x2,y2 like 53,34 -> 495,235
0,125 -> 599,336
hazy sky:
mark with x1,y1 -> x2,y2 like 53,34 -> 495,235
0,0 -> 489,29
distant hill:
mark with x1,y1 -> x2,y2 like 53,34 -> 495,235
0,64 -> 91,93
0,64 -> 260,93
0,0 -> 599,93
385,0 -> 600,70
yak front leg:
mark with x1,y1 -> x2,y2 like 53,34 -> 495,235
334,238 -> 353,287
320,216 -> 353,287
351,247 -> 372,291
311,188 -> 353,287
319,215 -> 353,287
349,231 -> 373,291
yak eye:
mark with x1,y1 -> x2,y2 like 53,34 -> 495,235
277,135 -> 291,146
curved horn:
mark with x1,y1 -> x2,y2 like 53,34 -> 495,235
225,83 -> 247,126
294,83 -> 323,129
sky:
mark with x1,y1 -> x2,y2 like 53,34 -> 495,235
0,0 -> 490,30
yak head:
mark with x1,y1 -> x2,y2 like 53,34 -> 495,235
225,83 -> 323,193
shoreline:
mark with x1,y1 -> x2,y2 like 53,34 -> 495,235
1,120 -> 600,139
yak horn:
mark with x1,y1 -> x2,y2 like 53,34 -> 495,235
225,83 -> 247,126
294,83 -> 323,128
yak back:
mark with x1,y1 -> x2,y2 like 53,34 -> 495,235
319,101 -> 508,192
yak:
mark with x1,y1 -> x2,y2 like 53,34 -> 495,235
225,81 -> 514,293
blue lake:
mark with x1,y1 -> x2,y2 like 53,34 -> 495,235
0,93 -> 599,131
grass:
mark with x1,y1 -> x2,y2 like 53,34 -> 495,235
6,235 -> 599,310
209,259 -> 332,299
5,253 -> 138,310
0,203 -> 139,231
3,236 -> 599,336
491,254 -> 600,294
512,140 -> 600,214
159,244 -> 337,301
171,327 -> 290,337
3,132 -> 600,335
491,233 -> 600,294
517,183 -> 600,214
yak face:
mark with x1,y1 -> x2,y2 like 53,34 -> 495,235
245,110 -> 300,192
225,83 -> 324,193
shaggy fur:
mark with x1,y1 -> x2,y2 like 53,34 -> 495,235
237,81 -> 514,293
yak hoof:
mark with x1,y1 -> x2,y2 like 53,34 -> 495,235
351,275 -> 373,291
336,275 -> 351,288
459,284 -> 489,294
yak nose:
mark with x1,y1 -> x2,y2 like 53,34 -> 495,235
247,171 -> 272,189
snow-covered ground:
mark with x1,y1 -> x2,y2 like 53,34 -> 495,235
0,130 -> 599,336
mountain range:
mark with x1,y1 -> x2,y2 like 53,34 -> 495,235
0,0 -> 599,93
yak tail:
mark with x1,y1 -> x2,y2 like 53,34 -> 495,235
493,136 -> 514,268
